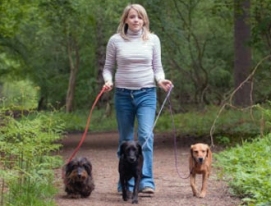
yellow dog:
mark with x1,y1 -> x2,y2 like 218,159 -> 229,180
189,143 -> 212,198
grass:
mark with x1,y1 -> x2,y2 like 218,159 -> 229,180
214,134 -> 271,205
45,104 -> 270,140
48,109 -> 118,133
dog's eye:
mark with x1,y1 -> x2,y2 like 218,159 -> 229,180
83,164 -> 90,169
126,147 -> 136,152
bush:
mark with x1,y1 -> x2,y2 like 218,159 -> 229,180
215,134 -> 271,205
0,111 -> 64,206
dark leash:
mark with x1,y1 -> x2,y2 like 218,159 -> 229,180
141,85 -> 191,179
141,85 -> 173,149
167,97 -> 191,179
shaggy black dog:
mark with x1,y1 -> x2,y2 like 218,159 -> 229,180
119,141 -> 143,204
64,157 -> 95,198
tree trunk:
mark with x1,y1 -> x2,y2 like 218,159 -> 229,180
66,38 -> 80,113
233,0 -> 252,106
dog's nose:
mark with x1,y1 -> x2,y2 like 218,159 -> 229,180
77,168 -> 83,178
199,158 -> 204,163
128,157 -> 136,163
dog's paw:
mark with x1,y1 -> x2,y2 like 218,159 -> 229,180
80,191 -> 91,198
191,188 -> 198,197
122,194 -> 128,201
199,191 -> 206,198
132,199 -> 138,204
122,197 -> 128,201
67,193 -> 81,198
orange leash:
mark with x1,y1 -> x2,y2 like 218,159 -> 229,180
66,87 -> 106,164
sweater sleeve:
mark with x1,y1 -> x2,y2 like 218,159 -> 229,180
152,34 -> 165,82
102,36 -> 116,84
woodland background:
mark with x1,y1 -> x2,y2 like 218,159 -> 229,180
1,0 -> 270,113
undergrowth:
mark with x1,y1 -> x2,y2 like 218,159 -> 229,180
0,110 -> 64,206
214,134 -> 271,205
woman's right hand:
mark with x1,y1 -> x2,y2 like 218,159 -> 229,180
158,79 -> 173,92
103,81 -> 113,92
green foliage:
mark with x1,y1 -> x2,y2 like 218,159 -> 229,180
154,105 -> 270,141
143,0 -> 235,105
1,0 -> 271,109
6,177 -> 58,206
215,134 -> 271,205
52,109 -> 117,132
48,103 -> 271,149
0,80 -> 38,109
214,135 -> 231,145
0,110 -> 64,206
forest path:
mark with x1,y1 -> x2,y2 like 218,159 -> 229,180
54,132 -> 241,206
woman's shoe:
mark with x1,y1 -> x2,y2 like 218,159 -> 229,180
140,187 -> 155,194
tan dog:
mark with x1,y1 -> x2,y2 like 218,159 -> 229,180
189,143 -> 212,198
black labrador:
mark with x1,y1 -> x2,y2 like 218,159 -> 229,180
119,140 -> 143,204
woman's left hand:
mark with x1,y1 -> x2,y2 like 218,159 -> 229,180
158,79 -> 173,92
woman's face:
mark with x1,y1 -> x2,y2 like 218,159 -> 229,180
125,8 -> 144,32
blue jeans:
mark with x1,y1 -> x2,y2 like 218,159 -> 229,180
115,87 -> 156,191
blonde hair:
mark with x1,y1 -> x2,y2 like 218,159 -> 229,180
117,4 -> 151,41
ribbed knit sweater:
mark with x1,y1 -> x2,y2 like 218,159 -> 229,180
102,29 -> 165,90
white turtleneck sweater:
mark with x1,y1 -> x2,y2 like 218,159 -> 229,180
102,29 -> 165,90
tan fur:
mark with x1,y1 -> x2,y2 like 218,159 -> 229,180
189,143 -> 212,198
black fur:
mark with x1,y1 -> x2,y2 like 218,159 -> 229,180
119,141 -> 143,204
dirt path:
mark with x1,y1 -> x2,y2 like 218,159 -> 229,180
54,132 -> 241,206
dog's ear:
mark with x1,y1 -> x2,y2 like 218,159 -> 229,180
81,157 -> 92,175
136,142 -> 143,156
189,145 -> 196,170
119,141 -> 127,157
190,145 -> 194,157
206,145 -> 210,157
65,159 -> 75,173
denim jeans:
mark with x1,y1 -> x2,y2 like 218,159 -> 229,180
115,87 -> 156,191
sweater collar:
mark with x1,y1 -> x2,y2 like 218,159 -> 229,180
127,28 -> 143,38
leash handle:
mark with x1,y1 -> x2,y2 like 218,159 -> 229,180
152,85 -> 174,129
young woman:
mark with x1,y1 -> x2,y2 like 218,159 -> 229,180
103,3 -> 173,194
